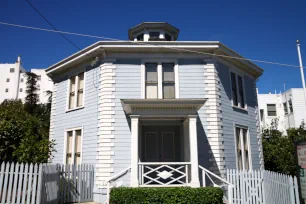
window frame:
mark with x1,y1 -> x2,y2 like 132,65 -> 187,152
63,127 -> 83,165
229,71 -> 247,110
66,70 -> 86,112
288,99 -> 293,113
234,124 -> 252,170
141,60 -> 179,99
267,104 -> 277,117
283,102 -> 288,115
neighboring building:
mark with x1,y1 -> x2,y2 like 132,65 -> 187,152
258,88 -> 306,132
0,56 -> 53,104
46,22 -> 264,202
0,56 -> 25,103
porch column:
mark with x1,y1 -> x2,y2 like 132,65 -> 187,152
188,115 -> 200,187
130,115 -> 140,187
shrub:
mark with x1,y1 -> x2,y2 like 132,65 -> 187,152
110,187 -> 223,204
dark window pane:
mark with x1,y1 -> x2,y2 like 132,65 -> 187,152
145,63 -> 158,82
289,99 -> 293,113
137,34 -> 144,41
283,103 -> 288,115
165,33 -> 172,41
149,32 -> 160,40
162,63 -> 174,81
10,68 -> 14,73
163,84 -> 175,99
238,75 -> 245,108
231,73 -> 238,106
260,109 -> 264,121
267,104 -> 277,116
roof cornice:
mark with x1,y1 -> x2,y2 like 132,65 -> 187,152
46,41 -> 263,77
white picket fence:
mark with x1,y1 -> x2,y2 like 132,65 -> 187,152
0,162 -> 43,204
0,162 -> 94,204
227,169 -> 300,204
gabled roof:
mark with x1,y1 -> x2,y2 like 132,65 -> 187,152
46,41 -> 263,78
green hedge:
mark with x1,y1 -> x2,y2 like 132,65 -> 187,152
110,187 -> 223,204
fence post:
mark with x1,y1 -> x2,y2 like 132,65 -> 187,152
293,176 -> 300,204
36,164 -> 43,204
289,176 -> 296,204
227,185 -> 234,204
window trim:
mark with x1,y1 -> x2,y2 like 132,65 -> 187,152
229,71 -> 247,110
66,70 -> 86,112
234,124 -> 252,170
141,59 -> 179,99
63,127 -> 83,165
267,104 -> 277,117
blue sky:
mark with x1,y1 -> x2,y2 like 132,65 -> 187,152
0,0 -> 306,93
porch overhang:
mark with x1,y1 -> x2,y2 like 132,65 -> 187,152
121,99 -> 207,117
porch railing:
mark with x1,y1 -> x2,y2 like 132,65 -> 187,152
138,162 -> 191,186
199,165 -> 234,204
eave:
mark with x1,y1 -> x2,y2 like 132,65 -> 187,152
46,41 -> 263,78
121,99 -> 207,117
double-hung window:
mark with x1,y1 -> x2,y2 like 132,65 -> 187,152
230,72 -> 246,109
236,126 -> 251,170
145,63 -> 158,99
267,104 -> 276,116
65,129 -> 82,165
68,72 -> 84,110
145,62 -> 176,99
162,63 -> 175,99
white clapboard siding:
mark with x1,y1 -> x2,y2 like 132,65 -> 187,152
227,169 -> 300,204
0,162 -> 43,204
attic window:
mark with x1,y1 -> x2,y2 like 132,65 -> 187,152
165,33 -> 172,41
137,33 -> 144,41
149,32 -> 160,41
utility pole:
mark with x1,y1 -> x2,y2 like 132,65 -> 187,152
296,40 -> 306,107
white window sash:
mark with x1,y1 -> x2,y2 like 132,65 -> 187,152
63,128 -> 83,165
74,75 -> 79,108
235,126 -> 251,170
142,60 -> 179,99
157,63 -> 163,99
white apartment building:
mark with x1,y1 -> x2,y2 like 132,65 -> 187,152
258,88 -> 306,133
0,56 -> 53,104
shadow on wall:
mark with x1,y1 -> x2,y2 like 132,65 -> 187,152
197,115 -> 221,185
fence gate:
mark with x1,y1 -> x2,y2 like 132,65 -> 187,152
227,169 -> 300,204
42,164 -> 95,204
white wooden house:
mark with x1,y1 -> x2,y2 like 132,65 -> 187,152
46,22 -> 264,203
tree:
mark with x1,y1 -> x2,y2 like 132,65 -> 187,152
262,119 -> 306,175
0,99 -> 56,163
24,72 -> 39,114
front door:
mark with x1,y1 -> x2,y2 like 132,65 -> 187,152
142,126 -> 181,162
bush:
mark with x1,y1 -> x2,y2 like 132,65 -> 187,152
110,187 -> 223,204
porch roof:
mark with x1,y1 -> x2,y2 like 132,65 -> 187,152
121,99 -> 207,117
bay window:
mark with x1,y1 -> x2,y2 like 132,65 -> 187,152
68,72 -> 84,110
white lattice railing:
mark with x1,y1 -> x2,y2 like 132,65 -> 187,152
199,165 -> 234,204
139,162 -> 191,186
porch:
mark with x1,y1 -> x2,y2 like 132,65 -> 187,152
121,99 -> 206,187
